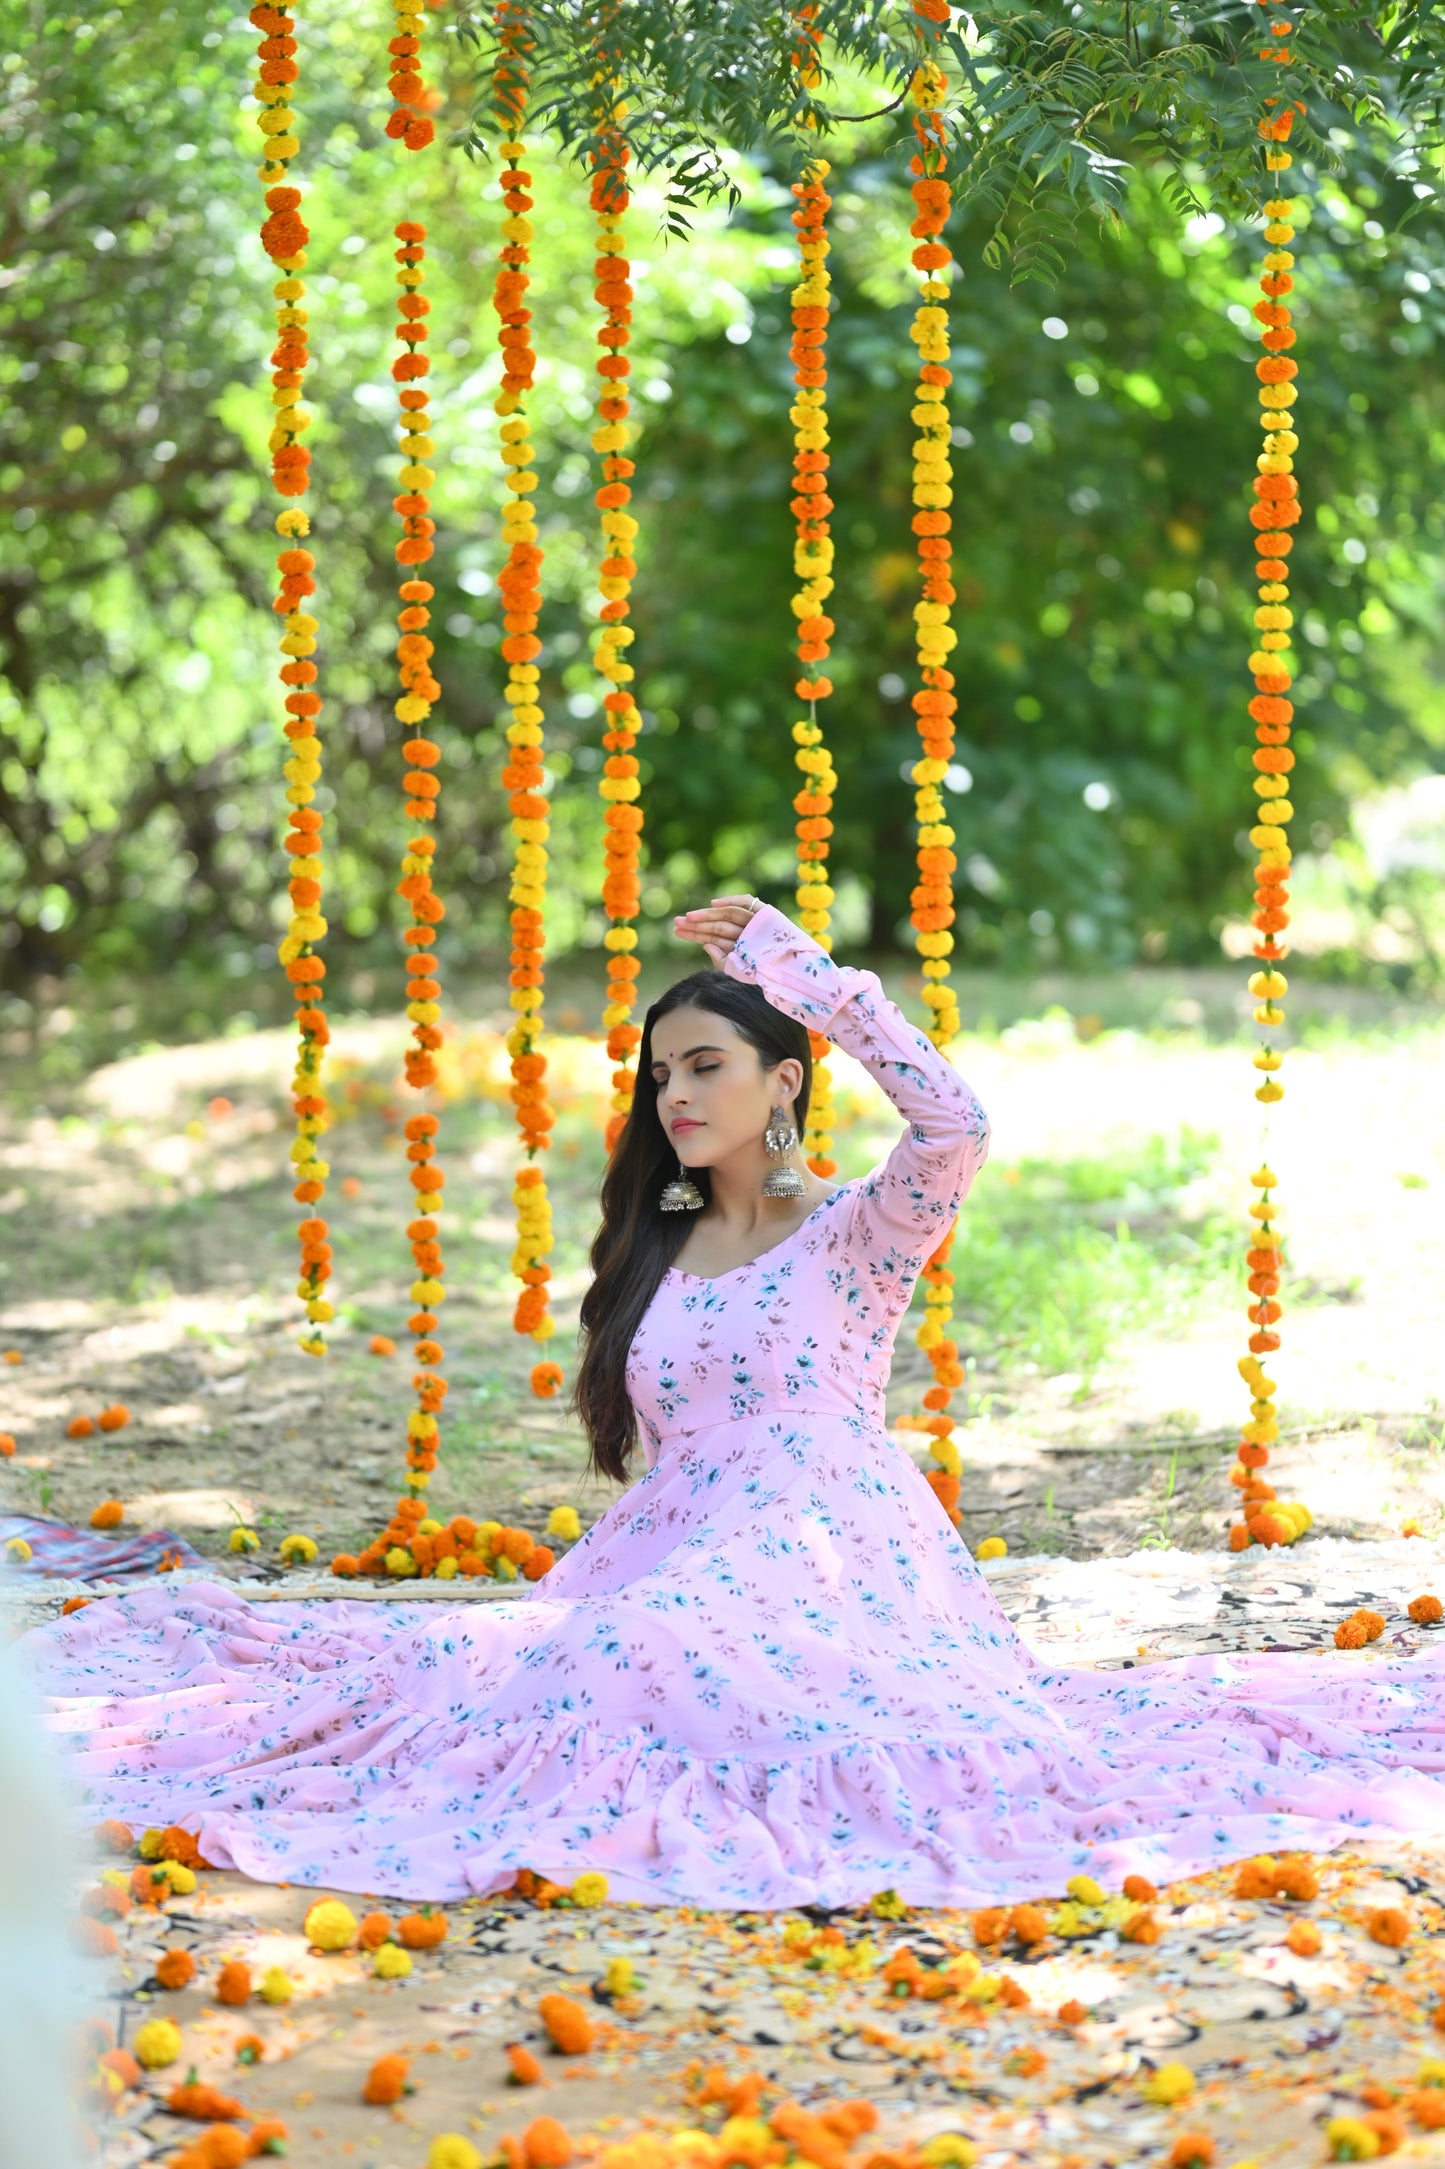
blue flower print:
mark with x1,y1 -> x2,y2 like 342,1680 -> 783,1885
783,1337 -> 820,1398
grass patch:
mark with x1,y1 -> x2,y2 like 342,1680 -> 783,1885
950,1129 -> 1234,1385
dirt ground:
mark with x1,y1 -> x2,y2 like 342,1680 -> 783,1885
78,1832 -> 1445,2169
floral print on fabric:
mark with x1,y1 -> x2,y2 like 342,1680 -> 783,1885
19,906 -> 1445,1907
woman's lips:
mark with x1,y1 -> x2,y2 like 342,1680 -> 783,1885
672,1119 -> 703,1133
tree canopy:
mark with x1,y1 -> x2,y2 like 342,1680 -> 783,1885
2,0 -> 1443,1017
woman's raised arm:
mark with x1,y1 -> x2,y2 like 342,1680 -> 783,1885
719,901 -> 989,1298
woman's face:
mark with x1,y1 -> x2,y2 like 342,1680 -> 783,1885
648,1005 -> 803,1168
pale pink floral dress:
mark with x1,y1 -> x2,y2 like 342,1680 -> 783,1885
20,907 -> 1445,1904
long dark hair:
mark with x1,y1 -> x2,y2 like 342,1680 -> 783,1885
572,963 -> 813,1483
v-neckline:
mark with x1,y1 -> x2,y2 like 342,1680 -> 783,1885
664,1182 -> 852,1287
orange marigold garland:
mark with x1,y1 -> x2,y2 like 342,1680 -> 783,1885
389,217 -> 452,1506
585,71 -> 646,1151
252,0 -> 332,1357
492,3 -> 559,1395
905,8 -> 966,1528
385,0 -> 440,149
785,24 -> 838,1181
1228,12 -> 1312,1555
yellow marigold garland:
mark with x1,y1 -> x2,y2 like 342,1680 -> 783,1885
585,70 -> 646,1152
904,7 -> 966,1529
785,26 -> 838,1180
252,0 -> 332,1358
492,3 -> 560,1399
1229,9 -> 1311,1553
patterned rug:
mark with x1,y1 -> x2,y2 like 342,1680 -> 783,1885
0,1514 -> 206,1583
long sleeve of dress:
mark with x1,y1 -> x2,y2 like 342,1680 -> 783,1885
722,903 -> 989,1304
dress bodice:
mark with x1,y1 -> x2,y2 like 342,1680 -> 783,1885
624,904 -> 991,1469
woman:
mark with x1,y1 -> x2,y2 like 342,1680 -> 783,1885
23,898 -> 1445,1906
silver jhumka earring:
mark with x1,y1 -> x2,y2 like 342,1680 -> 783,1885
760,1103 -> 806,1199
659,1159 -> 705,1212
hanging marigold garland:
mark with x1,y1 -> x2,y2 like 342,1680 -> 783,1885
332,11 -> 568,1578
492,2 -> 561,1400
251,1 -> 332,1358
1229,13 -> 1312,1553
785,14 -> 838,1181
904,6 -> 968,1531
390,207 -> 455,1507
584,67 -> 646,1151
385,0 -> 438,149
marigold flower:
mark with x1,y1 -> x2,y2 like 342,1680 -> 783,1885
1274,1858 -> 1319,1901
1009,1903 -> 1049,1944
397,1905 -> 447,1949
72,1916 -> 119,1957
155,1948 -> 196,1990
303,1897 -> 358,1951
1410,1594 -> 1444,1625
1286,1919 -> 1322,1957
97,2045 -> 142,2096
82,1882 -> 130,1920
362,2052 -> 411,2105
507,2042 -> 544,2085
216,1960 -> 251,2005
1168,2139 -> 1215,2168
130,1862 -> 170,1906
168,2076 -> 246,2122
430,2140 -> 483,2169
569,1872 -> 608,1909
1367,1907 -> 1410,1948
374,1941 -> 412,1979
132,2017 -> 183,2069
258,1965 -> 293,2004
1234,1856 -> 1280,1900
538,1992 -> 596,2055
1141,2062 -> 1196,2106
520,2116 -> 573,2168
1122,1908 -> 1161,1944
358,1909 -> 393,1950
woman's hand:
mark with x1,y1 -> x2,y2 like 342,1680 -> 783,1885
672,894 -> 765,967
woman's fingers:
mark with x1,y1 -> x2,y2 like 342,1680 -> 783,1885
676,901 -> 753,932
674,895 -> 756,960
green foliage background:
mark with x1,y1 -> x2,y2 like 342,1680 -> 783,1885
3,0 -> 1444,1022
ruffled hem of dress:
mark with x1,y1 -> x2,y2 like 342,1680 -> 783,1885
56,1696 -> 1445,1910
